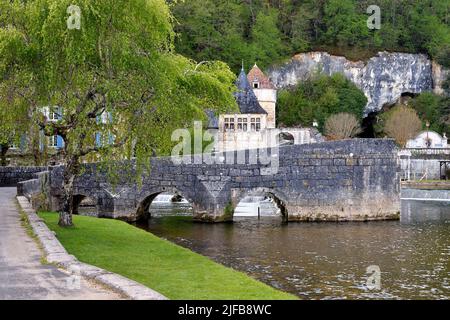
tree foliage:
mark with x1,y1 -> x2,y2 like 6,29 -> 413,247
0,0 -> 237,226
277,73 -> 367,131
0,82 -> 29,165
410,92 -> 450,134
172,0 -> 450,71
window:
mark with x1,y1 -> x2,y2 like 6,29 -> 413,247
253,82 -> 259,89
237,118 -> 242,131
256,118 -> 261,131
49,111 -> 58,121
48,135 -> 58,148
48,108 -> 61,121
250,118 -> 261,131
224,118 -> 235,132
237,118 -> 247,131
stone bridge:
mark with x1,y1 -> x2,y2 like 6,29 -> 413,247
17,139 -> 401,222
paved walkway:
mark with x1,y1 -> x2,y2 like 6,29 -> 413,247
0,187 -> 121,300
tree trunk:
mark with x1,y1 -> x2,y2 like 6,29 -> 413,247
58,156 -> 79,227
0,144 -> 9,167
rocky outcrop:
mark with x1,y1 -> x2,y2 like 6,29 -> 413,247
268,51 -> 448,114
432,61 -> 450,97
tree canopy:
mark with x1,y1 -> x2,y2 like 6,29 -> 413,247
410,93 -> 450,134
0,0 -> 237,225
172,0 -> 450,72
277,73 -> 367,132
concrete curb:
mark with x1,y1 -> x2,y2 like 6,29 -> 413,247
16,196 -> 168,300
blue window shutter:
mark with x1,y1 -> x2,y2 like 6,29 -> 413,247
96,132 -> 102,147
56,135 -> 64,149
57,106 -> 63,120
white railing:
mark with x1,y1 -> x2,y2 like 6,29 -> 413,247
406,148 -> 450,156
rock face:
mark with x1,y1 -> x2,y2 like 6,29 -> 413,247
268,51 -> 448,114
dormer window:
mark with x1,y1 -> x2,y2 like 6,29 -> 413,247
253,82 -> 259,89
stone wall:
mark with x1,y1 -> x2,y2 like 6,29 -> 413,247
43,139 -> 400,222
401,188 -> 450,201
16,171 -> 50,210
0,166 -> 47,187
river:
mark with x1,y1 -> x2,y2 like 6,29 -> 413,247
135,197 -> 450,300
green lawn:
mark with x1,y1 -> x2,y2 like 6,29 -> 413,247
39,212 -> 296,300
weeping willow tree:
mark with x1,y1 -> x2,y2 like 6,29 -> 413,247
0,18 -> 31,166
0,0 -> 237,226
0,80 -> 30,166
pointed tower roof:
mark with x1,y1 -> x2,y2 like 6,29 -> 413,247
205,109 -> 219,129
234,68 -> 267,114
247,64 -> 275,89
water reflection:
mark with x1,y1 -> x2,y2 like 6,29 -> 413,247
136,199 -> 450,300
401,200 -> 450,223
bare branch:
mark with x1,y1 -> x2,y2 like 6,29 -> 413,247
325,113 -> 362,140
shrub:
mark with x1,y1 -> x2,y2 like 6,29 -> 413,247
324,112 -> 361,140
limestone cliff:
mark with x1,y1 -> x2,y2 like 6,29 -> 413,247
268,51 -> 449,114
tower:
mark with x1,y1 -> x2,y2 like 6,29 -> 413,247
247,64 -> 277,128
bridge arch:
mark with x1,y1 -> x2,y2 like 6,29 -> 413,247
135,187 -> 195,221
72,193 -> 98,216
232,188 -> 289,221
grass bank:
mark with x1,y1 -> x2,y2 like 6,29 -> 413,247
39,212 -> 296,300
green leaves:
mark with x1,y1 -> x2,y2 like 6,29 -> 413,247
171,0 -> 450,71
0,27 -> 27,76
277,73 -> 367,131
0,0 -> 237,171
249,10 -> 286,70
410,92 -> 450,133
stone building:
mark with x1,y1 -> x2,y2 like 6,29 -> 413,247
4,107 -> 65,166
400,130 -> 450,180
210,64 -> 322,152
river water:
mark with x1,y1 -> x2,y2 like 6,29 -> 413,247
136,197 -> 450,300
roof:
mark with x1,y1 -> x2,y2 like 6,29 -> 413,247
412,131 -> 445,141
205,109 -> 219,129
247,64 -> 275,89
234,68 -> 267,115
